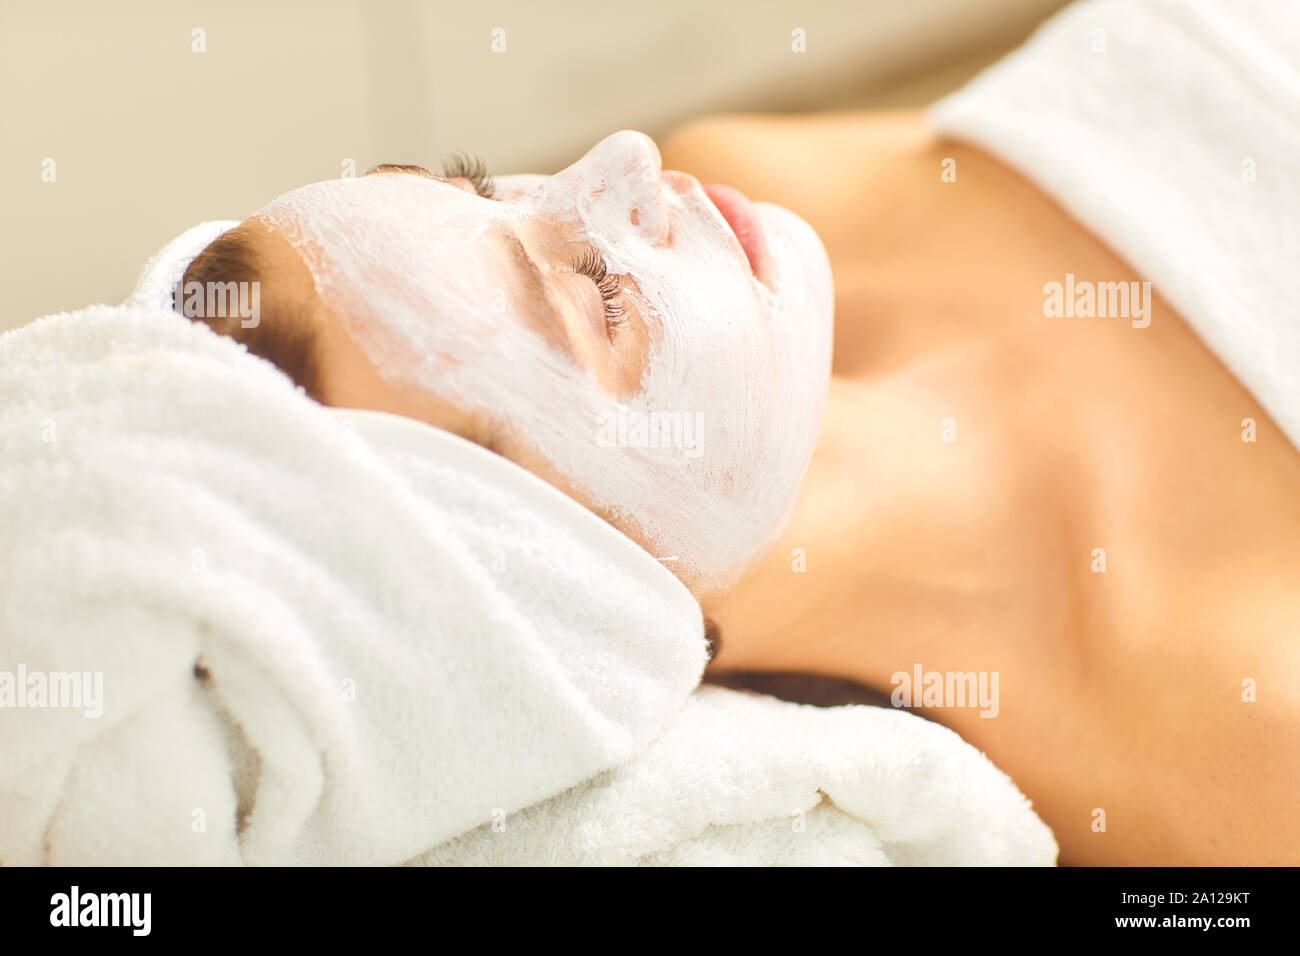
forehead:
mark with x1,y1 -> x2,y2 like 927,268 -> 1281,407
258,173 -> 568,353
306,172 -> 493,231
258,174 -> 512,280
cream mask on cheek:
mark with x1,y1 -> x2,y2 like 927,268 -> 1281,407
259,130 -> 833,589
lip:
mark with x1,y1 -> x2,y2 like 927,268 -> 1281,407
702,183 -> 773,285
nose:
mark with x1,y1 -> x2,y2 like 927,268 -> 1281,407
600,129 -> 662,170
586,129 -> 664,191
562,130 -> 670,245
661,170 -> 701,196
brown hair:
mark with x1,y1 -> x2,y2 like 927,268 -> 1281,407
177,226 -> 324,401
703,617 -> 722,661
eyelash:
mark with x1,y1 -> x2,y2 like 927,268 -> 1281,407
447,155 -> 626,334
570,249 -> 627,329
441,153 -> 497,200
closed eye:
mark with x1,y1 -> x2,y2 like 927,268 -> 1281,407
569,249 -> 627,332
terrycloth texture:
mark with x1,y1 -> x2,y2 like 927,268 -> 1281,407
125,219 -> 241,313
0,304 -> 707,865
416,685 -> 1056,866
0,226 -> 1057,866
929,0 -> 1300,451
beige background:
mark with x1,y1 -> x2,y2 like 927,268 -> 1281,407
0,0 -> 1066,331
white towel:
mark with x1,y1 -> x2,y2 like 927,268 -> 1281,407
929,0 -> 1300,450
0,303 -> 706,865
0,227 -> 1056,867
417,685 -> 1056,866
126,219 -> 241,314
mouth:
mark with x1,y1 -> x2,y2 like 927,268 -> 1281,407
703,183 -> 774,286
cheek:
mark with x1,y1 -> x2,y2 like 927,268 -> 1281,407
605,275 -> 656,398
621,249 -> 761,376
600,199 -> 759,350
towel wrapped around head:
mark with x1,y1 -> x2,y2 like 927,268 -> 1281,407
0,293 -> 707,865
929,0 -> 1300,452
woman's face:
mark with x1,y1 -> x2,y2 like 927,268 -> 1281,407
257,130 -> 833,589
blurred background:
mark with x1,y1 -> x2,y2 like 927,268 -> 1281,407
1,0 -> 1068,331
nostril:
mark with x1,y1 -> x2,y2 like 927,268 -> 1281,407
629,208 -> 639,226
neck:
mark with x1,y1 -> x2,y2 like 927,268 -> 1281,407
703,375 -> 897,679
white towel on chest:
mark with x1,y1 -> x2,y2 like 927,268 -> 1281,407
929,0 -> 1300,450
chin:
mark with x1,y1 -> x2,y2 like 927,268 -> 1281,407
756,202 -> 834,327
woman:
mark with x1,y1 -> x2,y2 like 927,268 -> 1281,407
178,112 -> 1300,865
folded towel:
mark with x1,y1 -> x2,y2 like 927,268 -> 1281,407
0,302 -> 706,865
416,685 -> 1057,866
0,223 -> 1056,866
929,0 -> 1300,450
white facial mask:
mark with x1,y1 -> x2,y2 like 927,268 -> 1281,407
259,131 -> 833,588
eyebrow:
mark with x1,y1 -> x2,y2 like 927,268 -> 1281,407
363,163 -> 439,179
